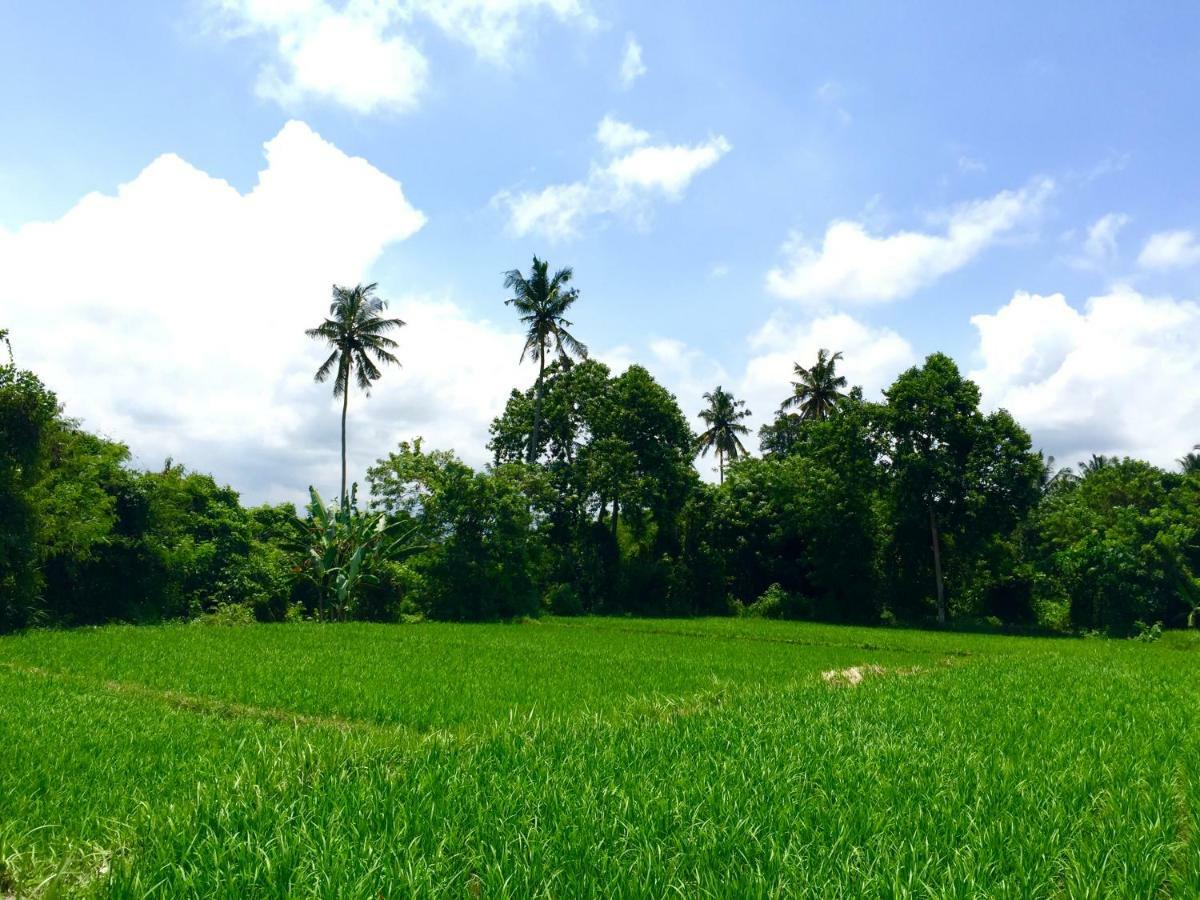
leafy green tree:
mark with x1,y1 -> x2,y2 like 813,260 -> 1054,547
0,362 -> 58,628
881,354 -> 1041,624
697,386 -> 751,484
758,411 -> 807,459
1032,459 -> 1200,633
782,348 -> 847,421
368,441 -> 540,620
306,283 -> 404,505
488,359 -> 611,466
503,257 -> 588,464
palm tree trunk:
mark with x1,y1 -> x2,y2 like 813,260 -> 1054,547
929,503 -> 945,625
340,385 -> 350,508
529,346 -> 545,464
718,448 -> 724,485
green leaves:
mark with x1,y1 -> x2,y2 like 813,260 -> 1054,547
300,486 -> 424,621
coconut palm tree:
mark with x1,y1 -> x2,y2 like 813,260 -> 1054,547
306,283 -> 404,507
1078,453 -> 1114,476
1180,451 -> 1200,475
503,257 -> 588,463
781,348 -> 848,420
697,386 -> 752,484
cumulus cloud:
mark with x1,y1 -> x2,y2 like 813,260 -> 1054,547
1138,229 -> 1200,270
618,34 -> 646,87
213,0 -> 592,113
0,121 -> 530,503
969,287 -> 1200,467
497,117 -> 730,240
766,178 -> 1054,305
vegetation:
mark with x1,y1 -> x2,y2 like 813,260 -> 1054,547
503,257 -> 588,464
2,255 -> 1198,636
696,386 -> 751,483
306,282 -> 405,505
1,618 -> 1199,895
2,256 -> 1200,893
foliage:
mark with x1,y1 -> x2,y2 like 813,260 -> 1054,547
880,353 -> 1042,623
696,385 -> 751,483
300,485 -> 422,622
781,347 -> 848,420
1030,459 -> 1200,634
306,282 -> 405,503
503,257 -> 588,463
0,364 -> 58,629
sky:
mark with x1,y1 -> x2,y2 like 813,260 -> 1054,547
2,0 -> 1199,503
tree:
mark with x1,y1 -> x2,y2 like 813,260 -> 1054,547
306,283 -> 404,506
781,349 -> 847,421
696,386 -> 752,484
503,257 -> 588,464
1078,454 -> 1114,476
1179,452 -> 1200,476
881,354 -> 1041,624
1032,459 -> 1200,633
0,362 -> 58,629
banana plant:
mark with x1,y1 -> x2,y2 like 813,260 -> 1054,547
302,485 -> 423,621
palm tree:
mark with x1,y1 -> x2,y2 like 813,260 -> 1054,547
1078,453 -> 1114,476
1180,451 -> 1200,475
1039,453 -> 1078,493
503,257 -> 588,463
306,283 -> 404,506
781,348 -> 847,420
697,386 -> 752,484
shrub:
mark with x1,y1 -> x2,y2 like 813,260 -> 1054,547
545,583 -> 584,616
743,583 -> 810,620
191,602 -> 256,627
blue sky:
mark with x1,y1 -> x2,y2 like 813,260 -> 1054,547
3,1 -> 1199,502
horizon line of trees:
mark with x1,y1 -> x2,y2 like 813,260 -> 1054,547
3,261 -> 1198,635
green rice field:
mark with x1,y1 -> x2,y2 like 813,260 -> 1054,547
1,617 -> 1198,896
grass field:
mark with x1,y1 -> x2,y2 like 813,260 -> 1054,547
1,618 -> 1198,897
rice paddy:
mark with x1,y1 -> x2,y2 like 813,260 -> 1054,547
1,617 -> 1197,896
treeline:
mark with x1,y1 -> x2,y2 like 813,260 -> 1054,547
3,265 -> 1199,636
3,347 -> 1198,636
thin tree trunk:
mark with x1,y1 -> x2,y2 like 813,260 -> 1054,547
611,494 -> 619,541
718,448 -> 724,485
529,346 -> 545,464
340,383 -> 350,508
929,503 -> 945,625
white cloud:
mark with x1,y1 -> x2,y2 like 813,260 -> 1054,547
1138,229 -> 1200,270
596,115 -> 649,153
618,34 -> 646,88
765,178 -> 1054,306
1080,212 -> 1128,266
213,0 -> 592,113
0,122 -> 540,504
411,0 -> 594,63
741,312 -> 916,413
969,287 -> 1200,467
498,119 -> 731,240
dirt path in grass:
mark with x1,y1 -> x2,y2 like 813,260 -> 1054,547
0,660 -> 411,737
